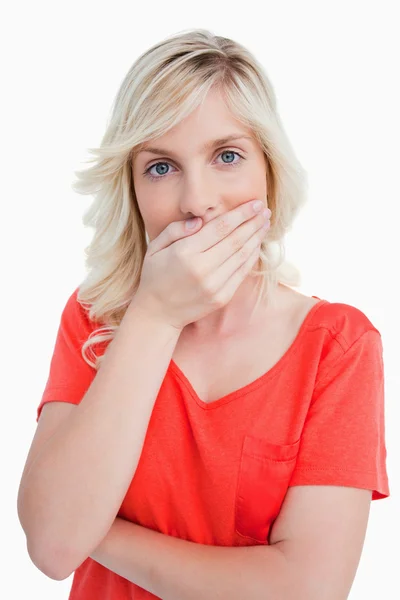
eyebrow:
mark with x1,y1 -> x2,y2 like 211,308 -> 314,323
136,134 -> 254,157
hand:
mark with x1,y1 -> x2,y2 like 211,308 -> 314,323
132,200 -> 271,331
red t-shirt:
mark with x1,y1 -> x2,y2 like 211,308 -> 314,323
36,287 -> 390,599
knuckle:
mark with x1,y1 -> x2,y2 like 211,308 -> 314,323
238,240 -> 253,261
238,245 -> 251,261
191,259 -> 206,281
231,234 -> 243,252
201,276 -> 216,299
215,215 -> 231,239
212,291 -> 226,309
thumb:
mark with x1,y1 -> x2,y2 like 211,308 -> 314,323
147,216 -> 202,254
185,217 -> 202,231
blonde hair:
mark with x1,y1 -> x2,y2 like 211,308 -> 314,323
72,28 -> 308,370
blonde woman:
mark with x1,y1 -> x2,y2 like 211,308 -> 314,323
18,28 -> 389,599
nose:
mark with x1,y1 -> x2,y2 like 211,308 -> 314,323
178,183 -> 220,221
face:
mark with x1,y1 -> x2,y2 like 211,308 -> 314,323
132,86 -> 268,242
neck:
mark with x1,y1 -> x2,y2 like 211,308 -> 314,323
185,275 -> 281,340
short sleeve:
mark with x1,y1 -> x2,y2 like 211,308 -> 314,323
288,329 -> 390,500
36,287 -> 97,423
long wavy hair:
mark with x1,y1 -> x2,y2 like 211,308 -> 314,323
72,28 -> 308,370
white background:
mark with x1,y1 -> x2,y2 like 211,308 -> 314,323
3,1 -> 399,598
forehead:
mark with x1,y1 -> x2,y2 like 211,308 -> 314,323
136,133 -> 255,158
134,86 -> 256,157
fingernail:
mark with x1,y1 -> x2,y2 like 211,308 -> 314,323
186,217 -> 199,229
252,200 -> 264,213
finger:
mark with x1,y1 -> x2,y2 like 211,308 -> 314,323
147,216 -> 203,254
213,242 -> 262,306
186,199 -> 268,254
206,209 -> 267,269
205,223 -> 266,293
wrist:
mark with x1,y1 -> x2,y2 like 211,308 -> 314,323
126,293 -> 183,336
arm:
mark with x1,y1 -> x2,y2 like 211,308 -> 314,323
18,298 -> 182,581
83,485 -> 371,600
87,517 -> 291,600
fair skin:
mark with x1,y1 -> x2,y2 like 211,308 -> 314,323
131,85 -> 318,404
132,85 -> 273,340
79,85 -> 373,598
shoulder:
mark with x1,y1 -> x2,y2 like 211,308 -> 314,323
279,285 -> 381,348
308,297 -> 381,348
304,298 -> 383,385
54,286 -> 100,347
63,286 -> 95,327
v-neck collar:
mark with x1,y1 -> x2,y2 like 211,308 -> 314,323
169,297 -> 329,409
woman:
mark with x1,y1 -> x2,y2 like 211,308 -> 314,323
18,28 -> 389,599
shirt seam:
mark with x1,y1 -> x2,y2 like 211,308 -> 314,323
313,328 -> 382,390
292,466 -> 380,474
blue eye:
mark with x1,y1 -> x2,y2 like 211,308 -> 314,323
142,149 -> 245,182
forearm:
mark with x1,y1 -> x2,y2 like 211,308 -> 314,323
90,517 -> 293,600
20,299 -> 181,581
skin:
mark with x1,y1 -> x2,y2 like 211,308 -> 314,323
132,85 -> 272,339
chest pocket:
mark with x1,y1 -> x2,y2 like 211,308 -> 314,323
235,435 -> 300,544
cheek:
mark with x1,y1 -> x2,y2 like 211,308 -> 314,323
227,169 -> 266,200
141,205 -> 175,240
